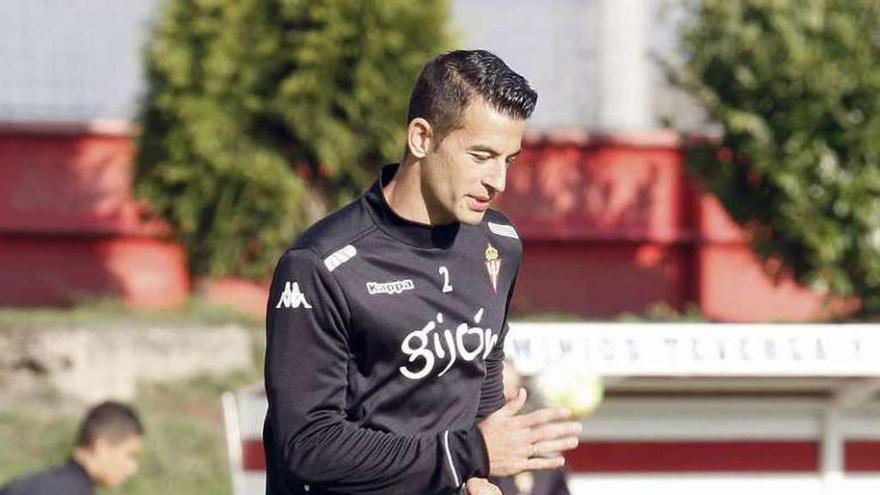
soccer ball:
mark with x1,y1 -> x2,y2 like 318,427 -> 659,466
533,364 -> 604,418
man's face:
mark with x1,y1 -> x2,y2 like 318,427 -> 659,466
420,98 -> 527,225
89,434 -> 143,488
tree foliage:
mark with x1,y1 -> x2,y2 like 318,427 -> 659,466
136,0 -> 450,278
681,0 -> 880,312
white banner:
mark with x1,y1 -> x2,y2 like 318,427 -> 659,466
505,323 -> 880,376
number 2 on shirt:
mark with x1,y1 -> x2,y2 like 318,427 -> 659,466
438,266 -> 454,293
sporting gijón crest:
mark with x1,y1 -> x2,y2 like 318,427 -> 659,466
485,243 -> 501,292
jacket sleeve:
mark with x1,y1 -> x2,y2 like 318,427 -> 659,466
0,474 -> 47,495
549,468 -> 572,495
264,249 -> 489,494
476,263 -> 519,422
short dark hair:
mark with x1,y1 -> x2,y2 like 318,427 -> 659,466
407,50 -> 537,141
75,401 -> 144,447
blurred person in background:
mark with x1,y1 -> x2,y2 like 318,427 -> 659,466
0,401 -> 143,495
492,361 -> 572,495
264,49 -> 580,495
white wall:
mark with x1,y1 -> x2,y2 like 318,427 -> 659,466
0,0 -> 711,131
452,0 -> 711,131
0,0 -> 161,121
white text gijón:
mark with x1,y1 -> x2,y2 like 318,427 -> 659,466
399,308 -> 498,380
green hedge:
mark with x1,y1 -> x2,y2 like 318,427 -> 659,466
681,0 -> 880,313
136,0 -> 450,278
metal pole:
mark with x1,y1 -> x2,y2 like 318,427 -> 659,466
821,378 -> 880,492
820,406 -> 844,491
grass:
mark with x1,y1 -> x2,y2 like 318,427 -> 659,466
0,401 -> 78,481
0,297 -> 262,329
511,302 -> 709,323
0,370 -> 262,495
0,299 -> 264,495
616,302 -> 708,322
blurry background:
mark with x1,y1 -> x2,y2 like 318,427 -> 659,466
1,0 -> 879,494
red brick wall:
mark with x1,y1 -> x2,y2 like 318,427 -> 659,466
0,124 -> 848,320
0,122 -> 188,309
498,131 -> 851,321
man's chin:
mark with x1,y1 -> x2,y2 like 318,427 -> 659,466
458,210 -> 486,226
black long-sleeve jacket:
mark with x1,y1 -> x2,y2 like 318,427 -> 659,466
264,164 -> 522,494
0,460 -> 94,495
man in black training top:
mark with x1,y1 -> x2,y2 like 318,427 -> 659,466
0,401 -> 143,495
264,49 -> 581,495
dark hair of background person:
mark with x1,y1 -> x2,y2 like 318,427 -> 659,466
407,49 -> 538,142
75,401 -> 144,448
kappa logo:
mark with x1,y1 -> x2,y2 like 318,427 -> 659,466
275,281 -> 313,310
366,279 -> 415,295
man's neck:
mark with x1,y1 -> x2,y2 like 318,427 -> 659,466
382,159 -> 450,226
71,448 -> 98,485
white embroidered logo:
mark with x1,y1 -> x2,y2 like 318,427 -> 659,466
399,308 -> 498,380
324,245 -> 357,272
275,281 -> 312,309
366,279 -> 415,295
488,221 -> 519,239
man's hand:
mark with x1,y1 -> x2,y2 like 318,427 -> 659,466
478,387 -> 581,477
465,478 -> 501,495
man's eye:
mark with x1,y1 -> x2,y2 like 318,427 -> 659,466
506,156 -> 518,165
471,154 -> 490,162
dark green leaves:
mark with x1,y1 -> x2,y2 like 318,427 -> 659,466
136,0 -> 450,278
682,0 -> 880,313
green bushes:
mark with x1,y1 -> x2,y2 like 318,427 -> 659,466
681,0 -> 880,312
137,0 -> 450,278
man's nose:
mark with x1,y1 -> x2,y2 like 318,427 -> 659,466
482,161 -> 507,194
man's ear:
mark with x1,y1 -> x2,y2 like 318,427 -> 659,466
407,118 -> 433,159
89,437 -> 111,457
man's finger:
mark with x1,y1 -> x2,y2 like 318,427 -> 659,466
533,436 -> 580,455
528,421 -> 582,443
503,387 -> 528,416
522,455 -> 567,471
516,406 -> 571,427
466,477 -> 502,495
